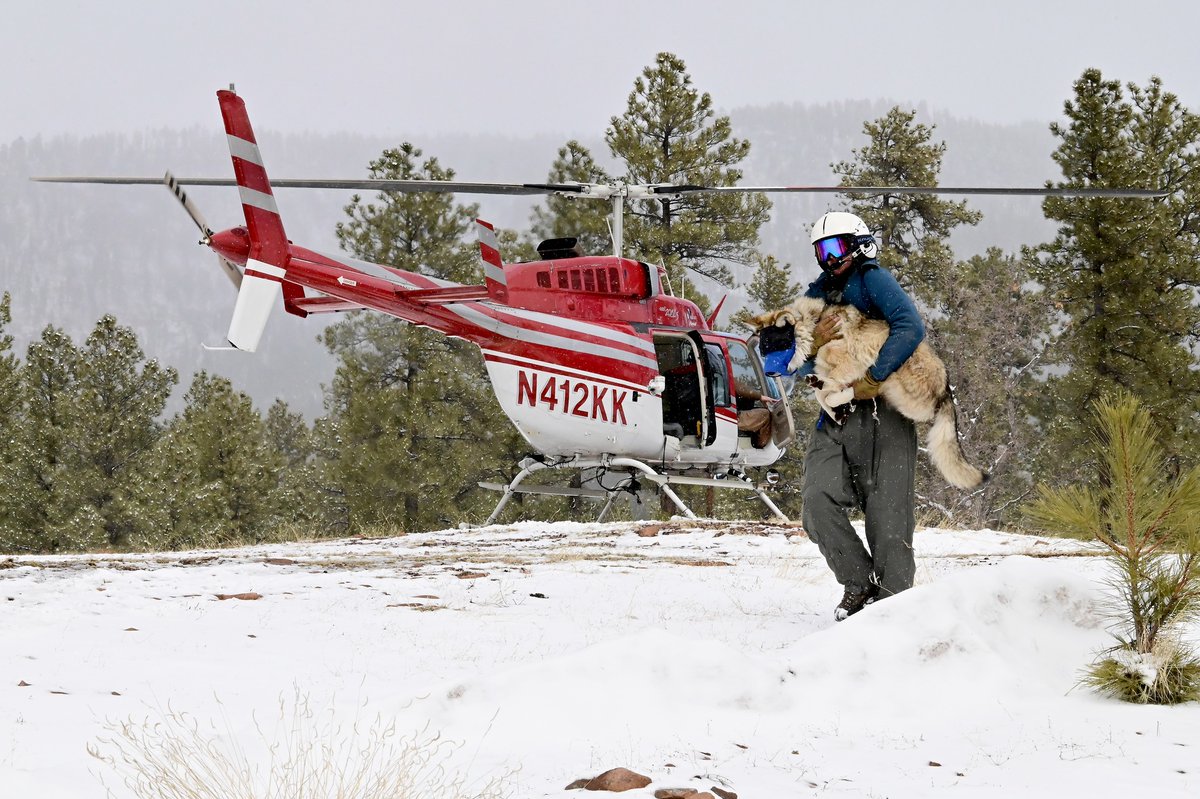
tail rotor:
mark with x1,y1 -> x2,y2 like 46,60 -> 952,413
163,171 -> 243,290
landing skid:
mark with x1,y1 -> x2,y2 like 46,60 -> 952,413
478,455 -> 788,525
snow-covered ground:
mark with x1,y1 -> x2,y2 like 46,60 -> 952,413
2,521 -> 1197,798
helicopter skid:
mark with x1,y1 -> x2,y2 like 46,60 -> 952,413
478,455 -> 788,525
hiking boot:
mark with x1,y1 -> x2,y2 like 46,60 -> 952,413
834,585 -> 873,621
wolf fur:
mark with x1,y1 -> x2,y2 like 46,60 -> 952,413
758,296 -> 986,490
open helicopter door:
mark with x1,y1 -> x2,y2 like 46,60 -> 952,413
729,337 -> 796,449
654,331 -> 716,448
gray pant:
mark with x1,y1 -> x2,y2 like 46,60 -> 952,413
801,398 -> 917,597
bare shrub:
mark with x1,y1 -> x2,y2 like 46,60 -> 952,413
89,694 -> 509,799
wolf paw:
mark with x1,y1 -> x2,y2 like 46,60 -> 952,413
833,404 -> 853,424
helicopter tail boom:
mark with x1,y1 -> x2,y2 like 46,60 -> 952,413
217,89 -> 290,351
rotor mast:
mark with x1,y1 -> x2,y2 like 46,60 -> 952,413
563,182 -> 687,258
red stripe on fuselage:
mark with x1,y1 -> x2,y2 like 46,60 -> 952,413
484,306 -> 652,360
276,245 -> 660,382
483,352 -> 648,394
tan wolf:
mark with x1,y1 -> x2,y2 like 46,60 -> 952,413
758,296 -> 986,490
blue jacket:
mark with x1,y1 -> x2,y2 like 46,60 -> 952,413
795,260 -> 925,382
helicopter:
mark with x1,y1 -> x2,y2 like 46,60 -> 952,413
34,89 -> 1166,524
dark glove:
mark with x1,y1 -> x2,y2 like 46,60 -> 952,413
810,314 -> 842,357
852,373 -> 883,401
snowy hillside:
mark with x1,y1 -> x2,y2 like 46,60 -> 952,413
2,521 -> 1197,798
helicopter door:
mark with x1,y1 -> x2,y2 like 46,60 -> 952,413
730,338 -> 796,448
654,332 -> 712,448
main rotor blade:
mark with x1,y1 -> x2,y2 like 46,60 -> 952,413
33,176 -> 585,196
653,184 -> 1168,199
33,175 -> 1166,199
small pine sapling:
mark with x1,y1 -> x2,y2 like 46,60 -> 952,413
1027,393 -> 1200,704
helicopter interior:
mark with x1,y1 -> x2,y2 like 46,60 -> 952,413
654,331 -> 790,451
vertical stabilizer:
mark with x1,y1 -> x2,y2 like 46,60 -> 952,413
217,89 -> 289,351
477,219 -> 507,303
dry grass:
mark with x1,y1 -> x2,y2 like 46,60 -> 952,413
88,694 -> 509,799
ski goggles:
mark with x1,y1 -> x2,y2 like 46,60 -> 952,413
813,235 -> 854,265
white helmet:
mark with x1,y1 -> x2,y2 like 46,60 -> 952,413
810,211 -> 878,268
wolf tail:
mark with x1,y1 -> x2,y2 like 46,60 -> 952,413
927,387 -> 988,490
217,89 -> 290,352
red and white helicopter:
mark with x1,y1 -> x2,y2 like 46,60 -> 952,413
36,89 -> 1164,524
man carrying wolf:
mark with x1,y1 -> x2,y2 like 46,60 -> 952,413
764,211 -> 925,621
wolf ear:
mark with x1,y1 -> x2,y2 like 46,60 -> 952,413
747,310 -> 780,330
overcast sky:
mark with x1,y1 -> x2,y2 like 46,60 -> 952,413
4,0 -> 1199,143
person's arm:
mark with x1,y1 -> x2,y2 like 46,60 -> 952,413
863,268 -> 924,382
734,379 -> 762,402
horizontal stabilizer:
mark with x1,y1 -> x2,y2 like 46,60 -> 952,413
289,296 -> 367,314
399,285 -> 489,305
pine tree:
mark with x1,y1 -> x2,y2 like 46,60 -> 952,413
0,293 -> 25,548
148,373 -> 282,548
529,140 -> 614,257
0,294 -> 15,416
608,52 -> 771,291
72,315 -> 177,547
834,107 -> 982,304
336,143 -> 480,283
921,249 -> 1053,526
1027,393 -> 1200,704
9,326 -> 93,550
1033,70 -> 1200,476
265,399 -> 327,529
532,53 -> 771,309
730,253 -> 802,331
323,143 -> 528,532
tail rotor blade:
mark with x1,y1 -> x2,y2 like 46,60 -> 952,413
163,171 -> 213,239
162,171 -> 242,291
217,255 -> 243,290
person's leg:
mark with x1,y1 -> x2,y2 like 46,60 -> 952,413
801,418 -> 874,591
847,399 -> 917,598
